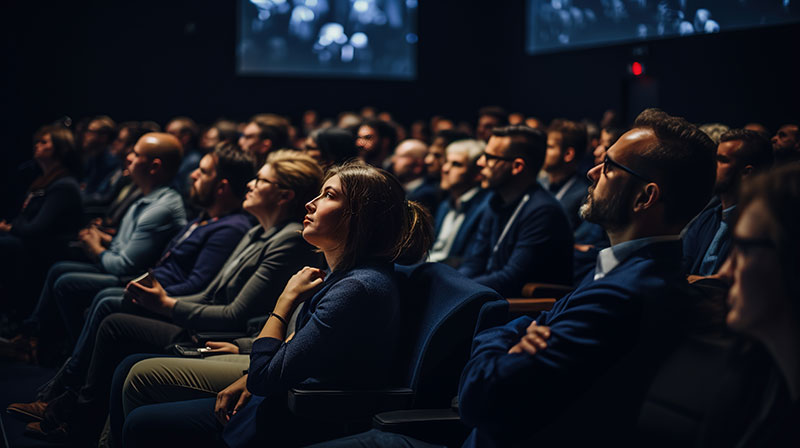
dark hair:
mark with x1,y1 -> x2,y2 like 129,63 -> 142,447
739,164 -> 800,309
633,108 -> 716,226
310,128 -> 358,166
212,143 -> 256,201
491,125 -> 548,173
361,119 -> 398,149
167,117 -> 199,143
602,126 -> 625,146
719,129 -> 773,173
212,119 -> 240,144
33,125 -> 82,177
267,150 -> 324,220
548,119 -> 588,158
434,129 -> 471,148
89,115 -> 117,138
248,119 -> 290,151
325,161 -> 433,271
478,106 -> 508,125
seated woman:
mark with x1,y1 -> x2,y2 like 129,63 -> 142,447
8,150 -> 324,444
0,125 -> 83,311
118,161 -> 433,448
699,164 -> 800,446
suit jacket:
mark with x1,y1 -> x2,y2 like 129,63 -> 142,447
459,240 -> 702,447
170,220 -> 320,331
540,173 -> 591,231
432,188 -> 491,266
682,202 -> 733,276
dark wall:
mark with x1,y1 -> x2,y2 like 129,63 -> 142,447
3,1 -> 799,170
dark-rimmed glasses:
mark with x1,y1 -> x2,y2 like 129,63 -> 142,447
481,151 -> 516,163
253,177 -> 284,189
602,155 -> 651,182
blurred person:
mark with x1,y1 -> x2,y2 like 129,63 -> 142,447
303,127 -> 357,169
424,129 -> 471,183
476,106 -> 508,142
429,139 -> 490,267
699,123 -> 731,145
409,120 -> 431,143
459,125 -> 573,297
83,124 -> 150,212
772,122 -> 800,164
683,129 -> 773,276
744,122 -> 770,140
238,119 -> 289,168
541,120 -> 591,230
356,118 -> 397,169
508,112 -> 525,126
592,126 -> 626,165
391,139 -> 441,213
81,116 -> 118,198
525,117 -> 546,131
167,117 -> 201,198
200,120 -> 239,151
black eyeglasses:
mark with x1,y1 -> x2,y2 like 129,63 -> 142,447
253,177 -> 284,189
481,151 -> 516,163
602,155 -> 652,182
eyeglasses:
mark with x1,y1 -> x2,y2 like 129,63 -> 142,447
253,177 -> 284,189
602,155 -> 652,182
481,151 -> 516,163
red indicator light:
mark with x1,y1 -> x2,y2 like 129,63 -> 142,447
631,62 -> 644,76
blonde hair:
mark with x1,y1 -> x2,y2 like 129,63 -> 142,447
266,150 -> 324,219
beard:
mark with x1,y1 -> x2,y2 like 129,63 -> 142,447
579,182 -> 636,233
189,183 -> 215,208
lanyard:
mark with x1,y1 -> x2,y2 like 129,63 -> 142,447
157,217 -> 219,265
554,176 -> 577,201
490,194 -> 530,261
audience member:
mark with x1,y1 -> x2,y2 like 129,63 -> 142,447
457,108 -> 717,446
458,125 -> 573,297
683,129 -> 773,276
592,126 -> 625,165
200,119 -> 239,151
302,127 -> 357,169
83,124 -> 149,213
424,129 -> 471,183
239,118 -> 290,167
700,123 -> 731,145
166,117 -> 202,196
429,139 -> 490,267
743,122 -> 770,140
80,116 -> 119,198
475,106 -> 508,142
772,122 -> 800,164
392,139 -> 440,213
11,150 -> 323,444
541,120 -> 591,230
356,118 -> 397,168
118,161 -> 433,448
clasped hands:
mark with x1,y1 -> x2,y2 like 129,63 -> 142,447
78,223 -> 112,258
508,320 -> 551,356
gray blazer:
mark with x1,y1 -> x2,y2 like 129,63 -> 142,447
170,221 -> 320,331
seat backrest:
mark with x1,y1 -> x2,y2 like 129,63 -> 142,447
392,263 -> 504,408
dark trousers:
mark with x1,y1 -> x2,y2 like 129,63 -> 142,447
123,397 -> 225,448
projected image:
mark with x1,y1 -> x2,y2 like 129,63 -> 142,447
238,0 -> 417,79
526,0 -> 800,55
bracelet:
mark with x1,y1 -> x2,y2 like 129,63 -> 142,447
269,312 -> 288,326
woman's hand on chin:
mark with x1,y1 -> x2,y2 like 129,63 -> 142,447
279,266 -> 327,306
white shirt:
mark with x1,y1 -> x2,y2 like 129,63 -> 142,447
428,187 -> 481,262
593,235 -> 681,280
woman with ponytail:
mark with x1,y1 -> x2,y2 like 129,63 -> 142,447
121,160 -> 433,447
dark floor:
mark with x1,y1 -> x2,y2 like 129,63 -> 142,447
0,362 -> 59,447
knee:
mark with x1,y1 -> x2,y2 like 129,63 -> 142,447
122,359 -> 160,415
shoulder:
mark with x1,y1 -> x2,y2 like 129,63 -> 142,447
327,265 -> 399,299
47,176 -> 81,194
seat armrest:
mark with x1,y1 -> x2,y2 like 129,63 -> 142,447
288,388 -> 415,421
506,298 -> 556,314
193,332 -> 249,344
520,283 -> 573,298
373,409 -> 468,446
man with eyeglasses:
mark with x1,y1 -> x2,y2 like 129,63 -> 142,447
457,125 -> 573,297
457,109 -> 719,447
356,119 -> 397,169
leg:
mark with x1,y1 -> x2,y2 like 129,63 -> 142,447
52,271 -> 121,343
123,398 -> 224,448
23,261 -> 102,335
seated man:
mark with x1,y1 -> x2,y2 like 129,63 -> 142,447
12,132 -> 186,346
391,139 -> 441,213
428,139 -> 490,267
458,125 -> 573,297
541,119 -> 591,230
458,109 -> 718,446
683,129 -> 772,276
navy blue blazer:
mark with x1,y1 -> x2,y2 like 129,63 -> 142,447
408,177 -> 443,215
458,184 -> 573,297
541,173 -> 591,230
682,202 -> 733,275
459,240 -> 691,447
432,188 -> 491,265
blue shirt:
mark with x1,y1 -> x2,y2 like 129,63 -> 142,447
682,201 -> 735,275
99,186 -> 186,276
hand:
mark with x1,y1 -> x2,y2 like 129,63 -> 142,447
205,341 -> 239,354
78,226 -> 107,258
125,274 -> 177,317
0,220 -> 11,232
508,321 -> 551,355
278,266 -> 326,306
574,244 -> 595,253
215,375 -> 251,425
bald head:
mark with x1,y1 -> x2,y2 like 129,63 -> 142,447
135,132 -> 184,183
392,139 -> 428,183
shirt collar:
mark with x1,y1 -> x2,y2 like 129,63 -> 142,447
452,186 -> 481,211
137,186 -> 171,204
594,235 -> 681,280
403,177 -> 425,193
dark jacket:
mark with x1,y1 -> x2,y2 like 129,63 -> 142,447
432,188 -> 491,266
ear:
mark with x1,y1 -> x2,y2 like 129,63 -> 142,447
563,147 -> 576,164
632,182 -> 661,213
261,140 -> 273,154
149,158 -> 163,175
741,164 -> 754,178
278,189 -> 295,206
511,158 -> 527,176
216,178 -> 230,195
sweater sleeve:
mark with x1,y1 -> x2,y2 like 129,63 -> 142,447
170,232 -> 310,331
162,224 -> 249,297
99,202 -> 184,276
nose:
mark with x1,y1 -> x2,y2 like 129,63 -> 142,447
190,168 -> 200,180
305,195 -> 319,213
587,163 -> 601,183
476,154 -> 486,168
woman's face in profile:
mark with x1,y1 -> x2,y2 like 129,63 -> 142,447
723,199 -> 787,334
303,174 -> 347,251
243,164 -> 283,215
33,133 -> 55,161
